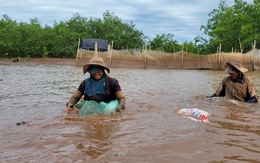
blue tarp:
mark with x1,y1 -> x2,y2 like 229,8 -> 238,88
80,38 -> 108,51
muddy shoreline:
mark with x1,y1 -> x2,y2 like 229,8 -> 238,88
0,58 -> 214,70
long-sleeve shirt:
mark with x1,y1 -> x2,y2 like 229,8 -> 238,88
215,76 -> 258,102
77,74 -> 122,103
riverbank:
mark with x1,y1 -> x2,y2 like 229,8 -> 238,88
0,57 -> 214,70
0,58 -> 77,66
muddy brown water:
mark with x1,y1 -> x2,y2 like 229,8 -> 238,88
0,64 -> 260,163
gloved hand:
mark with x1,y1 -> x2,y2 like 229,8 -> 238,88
207,93 -> 217,98
116,105 -> 124,112
66,101 -> 74,108
246,97 -> 257,103
66,90 -> 83,107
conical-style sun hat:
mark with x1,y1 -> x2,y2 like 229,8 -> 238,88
83,56 -> 110,74
224,59 -> 248,73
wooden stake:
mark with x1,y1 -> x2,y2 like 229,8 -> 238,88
94,42 -> 98,57
110,41 -> 114,67
181,43 -> 184,69
75,38 -> 80,66
253,40 -> 256,71
218,44 -> 221,70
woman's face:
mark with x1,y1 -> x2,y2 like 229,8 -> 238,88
91,70 -> 104,80
229,72 -> 239,79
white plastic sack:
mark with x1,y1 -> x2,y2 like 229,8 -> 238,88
176,108 -> 210,123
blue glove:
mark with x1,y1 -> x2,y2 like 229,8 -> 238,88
207,93 -> 217,98
246,97 -> 257,103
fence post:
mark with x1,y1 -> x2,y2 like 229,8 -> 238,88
253,40 -> 256,71
94,42 -> 98,57
75,38 -> 80,66
218,44 -> 221,70
181,43 -> 184,69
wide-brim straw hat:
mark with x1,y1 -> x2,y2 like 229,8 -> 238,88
224,59 -> 248,73
83,56 -> 110,74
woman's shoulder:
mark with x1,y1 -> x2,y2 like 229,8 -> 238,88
222,76 -> 230,81
107,76 -> 119,85
107,76 -> 118,81
243,76 -> 253,82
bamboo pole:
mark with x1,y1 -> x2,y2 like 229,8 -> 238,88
107,43 -> 110,57
197,49 -> 200,70
110,41 -> 113,67
253,40 -> 256,71
181,43 -> 184,69
218,44 -> 221,70
75,38 -> 80,66
107,41 -> 114,68
239,38 -> 243,53
94,42 -> 98,57
144,44 -> 147,69
107,43 -> 111,67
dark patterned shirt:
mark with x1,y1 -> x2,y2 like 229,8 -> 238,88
77,74 -> 122,103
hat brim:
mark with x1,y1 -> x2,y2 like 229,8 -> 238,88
224,61 -> 248,73
224,66 -> 236,73
83,64 -> 110,74
88,66 -> 102,73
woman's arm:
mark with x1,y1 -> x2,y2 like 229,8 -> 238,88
115,90 -> 126,111
66,90 -> 83,107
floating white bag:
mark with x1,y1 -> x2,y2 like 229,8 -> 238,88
176,108 -> 210,123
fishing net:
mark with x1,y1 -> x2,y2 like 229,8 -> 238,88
76,100 -> 119,116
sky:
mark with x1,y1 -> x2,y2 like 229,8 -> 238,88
0,0 -> 254,43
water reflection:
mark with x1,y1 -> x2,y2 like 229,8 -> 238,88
74,118 -> 118,159
62,108 -> 122,159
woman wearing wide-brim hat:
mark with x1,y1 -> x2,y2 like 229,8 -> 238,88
207,59 -> 258,103
66,56 -> 126,114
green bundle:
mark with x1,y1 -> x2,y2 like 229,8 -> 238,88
76,100 -> 119,116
